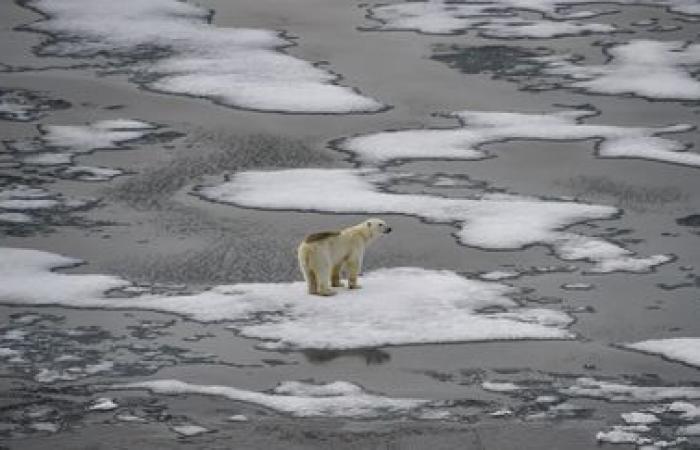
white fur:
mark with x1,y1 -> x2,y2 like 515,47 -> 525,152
297,218 -> 391,296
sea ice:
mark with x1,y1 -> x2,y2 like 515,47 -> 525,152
562,377 -> 700,402
482,381 -> 523,392
623,338 -> 700,368
339,109 -> 697,168
23,0 -> 384,113
110,379 -> 432,419
0,247 -> 574,349
539,40 -> 700,100
0,88 -> 69,122
57,166 -> 124,182
621,412 -> 659,424
197,168 -> 671,273
88,397 -> 118,411
367,2 -> 620,38
171,424 -> 210,437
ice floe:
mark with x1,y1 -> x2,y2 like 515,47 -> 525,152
56,166 -> 125,182
109,379 -> 433,419
0,185 -> 94,220
0,247 -> 575,349
623,338 -> 700,368
6,119 -> 161,167
197,168 -> 670,273
562,377 -> 700,402
88,397 -> 118,411
22,0 -> 384,113
171,424 -> 210,437
539,39 -> 700,100
367,2 -> 621,38
339,109 -> 697,167
0,88 -> 70,122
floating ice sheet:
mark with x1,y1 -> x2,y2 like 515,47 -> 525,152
367,0 -> 700,39
367,2 -> 621,38
197,168 -> 671,273
339,109 -> 697,167
22,0 -> 384,113
562,377 -> 700,402
109,379 -> 433,418
623,338 -> 700,368
0,247 -> 574,350
539,40 -> 700,100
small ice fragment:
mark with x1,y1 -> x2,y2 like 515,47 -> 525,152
482,381 -> 522,392
489,408 -> 513,417
226,414 -> 249,422
89,397 -> 118,411
621,411 -> 659,424
171,424 -> 210,437
561,283 -> 594,291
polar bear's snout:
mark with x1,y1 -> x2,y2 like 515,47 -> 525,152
383,226 -> 392,234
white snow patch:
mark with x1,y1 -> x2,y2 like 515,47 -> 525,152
226,414 -> 249,422
667,402 -> 700,419
622,412 -> 659,424
596,427 -> 642,444
540,40 -> 700,100
482,381 -> 523,392
562,377 -> 700,402
24,0 -> 384,113
110,379 -> 432,418
367,2 -> 621,38
197,168 -> 669,273
624,338 -> 700,368
561,282 -> 594,291
479,270 -> 520,281
0,248 -> 130,306
0,248 -> 574,349
88,397 -> 118,411
340,109 -> 697,167
171,424 -> 210,437
40,120 -> 157,153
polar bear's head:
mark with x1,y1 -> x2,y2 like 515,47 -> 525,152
364,217 -> 392,238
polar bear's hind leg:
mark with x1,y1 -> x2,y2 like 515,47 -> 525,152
331,263 -> 343,288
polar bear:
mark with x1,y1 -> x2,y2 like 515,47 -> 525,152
297,218 -> 392,296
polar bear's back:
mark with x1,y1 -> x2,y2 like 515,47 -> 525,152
303,231 -> 340,244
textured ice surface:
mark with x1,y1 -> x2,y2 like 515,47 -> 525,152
482,381 -> 523,392
0,248 -> 129,305
340,109 -> 697,167
23,0 -> 384,113
0,88 -> 70,122
57,166 -> 124,182
367,2 -> 620,38
88,397 -> 118,411
540,40 -> 700,100
9,119 -> 159,168
621,412 -> 659,424
197,168 -> 670,272
562,377 -> 700,402
41,120 -> 157,153
110,379 -> 432,418
171,424 -> 210,436
0,248 -> 574,349
624,338 -> 700,368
